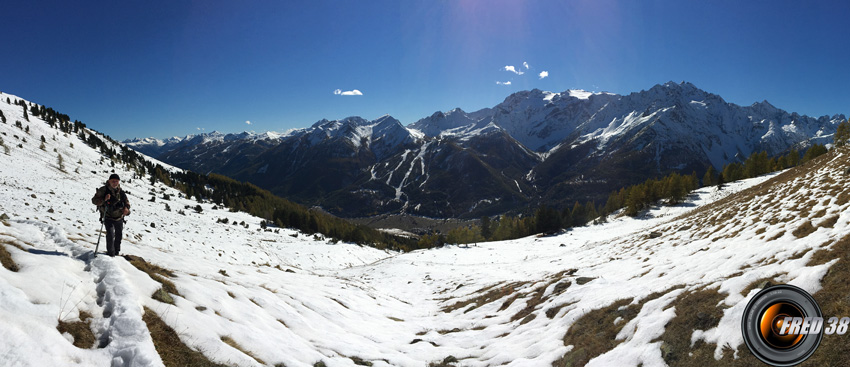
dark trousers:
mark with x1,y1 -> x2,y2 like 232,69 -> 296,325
104,218 -> 124,256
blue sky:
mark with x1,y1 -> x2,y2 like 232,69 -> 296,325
1,0 -> 848,140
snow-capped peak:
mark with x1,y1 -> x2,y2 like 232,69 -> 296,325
567,89 -> 593,100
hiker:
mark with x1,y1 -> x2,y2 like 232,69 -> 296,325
91,174 -> 131,257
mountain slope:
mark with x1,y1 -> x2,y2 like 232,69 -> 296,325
4,91 -> 850,366
126,82 -> 846,219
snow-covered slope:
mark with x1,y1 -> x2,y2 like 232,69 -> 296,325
4,91 -> 850,366
408,108 -> 500,140
302,115 -> 421,160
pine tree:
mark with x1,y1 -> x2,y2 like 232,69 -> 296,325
535,205 -> 561,234
787,148 -> 800,167
722,162 -> 744,182
480,216 -> 492,240
584,201 -> 598,223
625,184 -> 647,217
702,165 -> 717,186
666,174 -> 687,204
835,120 -> 850,147
570,201 -> 586,226
688,171 -> 699,191
603,190 -> 621,215
802,144 -> 828,163
560,207 -> 572,228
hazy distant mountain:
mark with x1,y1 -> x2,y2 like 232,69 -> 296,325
125,81 -> 846,218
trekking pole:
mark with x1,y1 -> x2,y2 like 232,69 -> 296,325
93,206 -> 106,258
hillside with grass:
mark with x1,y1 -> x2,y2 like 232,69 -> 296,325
2,90 -> 850,366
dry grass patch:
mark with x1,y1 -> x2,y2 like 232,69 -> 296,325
142,307 -> 227,367
836,191 -> 850,206
428,356 -> 459,367
57,311 -> 95,348
797,200 -> 818,217
0,242 -> 19,272
817,215 -> 839,229
499,294 -> 521,312
787,249 -> 810,261
442,282 -> 526,313
349,356 -> 374,366
766,231 -> 785,241
221,335 -> 266,365
127,256 -> 181,303
807,242 -> 838,267
545,302 -> 575,319
799,233 -> 850,366
827,185 -> 841,196
740,278 -> 775,297
553,298 -> 637,367
508,276 -> 575,323
510,285 -> 549,323
724,228 -> 743,239
657,287 -> 762,366
792,220 -> 816,238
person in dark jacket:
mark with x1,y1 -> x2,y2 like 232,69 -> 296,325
91,174 -> 131,257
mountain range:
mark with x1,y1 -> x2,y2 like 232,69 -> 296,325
4,89 -> 850,366
126,81 -> 846,218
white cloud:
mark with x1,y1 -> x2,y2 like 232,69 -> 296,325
196,127 -> 205,131
523,62 -> 530,69
539,71 -> 549,79
245,120 -> 252,125
496,81 -> 512,85
504,65 -> 524,75
334,89 -> 363,96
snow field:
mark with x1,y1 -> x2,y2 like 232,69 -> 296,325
2,91 -> 850,366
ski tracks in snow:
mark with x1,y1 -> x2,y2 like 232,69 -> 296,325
21,220 -> 162,367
